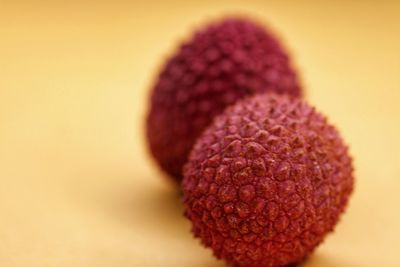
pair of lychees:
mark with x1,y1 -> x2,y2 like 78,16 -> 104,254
146,17 -> 354,267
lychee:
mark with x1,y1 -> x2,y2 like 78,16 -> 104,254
147,17 -> 302,182
182,93 -> 354,267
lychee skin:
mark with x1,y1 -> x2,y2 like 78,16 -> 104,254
182,93 -> 353,267
147,18 -> 302,182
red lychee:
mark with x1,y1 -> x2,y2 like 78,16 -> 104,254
182,93 -> 354,267
147,17 -> 302,182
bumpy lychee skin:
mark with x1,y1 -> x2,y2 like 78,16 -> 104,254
182,93 -> 353,267
147,18 -> 302,182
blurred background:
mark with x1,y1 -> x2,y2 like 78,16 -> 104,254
0,1 -> 399,266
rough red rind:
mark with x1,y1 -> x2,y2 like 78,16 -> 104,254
147,17 -> 302,182
182,93 -> 354,267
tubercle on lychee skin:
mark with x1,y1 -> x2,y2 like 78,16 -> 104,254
182,93 -> 354,267
146,17 -> 302,182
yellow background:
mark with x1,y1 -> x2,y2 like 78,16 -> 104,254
1,1 -> 399,266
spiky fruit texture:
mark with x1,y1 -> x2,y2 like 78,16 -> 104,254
182,93 -> 354,267
147,18 -> 302,182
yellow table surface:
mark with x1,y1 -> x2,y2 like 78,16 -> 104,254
1,1 -> 400,266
